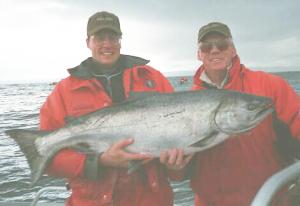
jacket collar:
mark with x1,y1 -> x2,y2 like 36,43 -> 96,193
193,55 -> 245,89
67,54 -> 150,80
68,55 -> 149,91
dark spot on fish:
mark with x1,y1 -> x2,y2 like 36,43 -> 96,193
163,109 -> 186,118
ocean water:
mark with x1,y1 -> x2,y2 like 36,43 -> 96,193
0,72 -> 299,205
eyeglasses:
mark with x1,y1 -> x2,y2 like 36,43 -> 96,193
199,39 -> 230,53
91,33 -> 121,45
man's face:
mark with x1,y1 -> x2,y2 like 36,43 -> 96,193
197,33 -> 236,71
87,29 -> 121,68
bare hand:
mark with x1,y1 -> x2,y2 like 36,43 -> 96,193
160,148 -> 194,171
99,138 -> 152,168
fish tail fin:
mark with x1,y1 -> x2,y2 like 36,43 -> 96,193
5,129 -> 50,186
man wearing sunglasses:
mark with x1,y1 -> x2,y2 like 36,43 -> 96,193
39,11 -> 187,206
188,22 -> 300,206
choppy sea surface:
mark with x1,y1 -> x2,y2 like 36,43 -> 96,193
0,71 -> 300,205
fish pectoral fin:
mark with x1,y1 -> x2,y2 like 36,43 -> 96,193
189,131 -> 219,147
72,141 -> 108,154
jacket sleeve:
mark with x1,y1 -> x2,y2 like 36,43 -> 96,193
39,82 -> 87,179
271,75 -> 300,138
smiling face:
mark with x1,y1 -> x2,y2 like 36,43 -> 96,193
86,29 -> 121,69
198,32 -> 237,72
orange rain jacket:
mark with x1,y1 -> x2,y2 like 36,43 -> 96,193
191,56 -> 300,206
40,55 -> 174,206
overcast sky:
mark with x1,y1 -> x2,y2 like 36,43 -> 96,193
0,0 -> 299,83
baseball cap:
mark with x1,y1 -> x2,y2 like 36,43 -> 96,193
87,11 -> 122,36
198,22 -> 232,43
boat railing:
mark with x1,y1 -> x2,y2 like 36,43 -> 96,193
251,161 -> 300,206
31,186 -> 66,206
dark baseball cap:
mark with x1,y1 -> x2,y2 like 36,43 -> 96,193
198,22 -> 232,43
87,11 -> 122,36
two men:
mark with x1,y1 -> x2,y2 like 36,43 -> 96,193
40,10 -> 300,206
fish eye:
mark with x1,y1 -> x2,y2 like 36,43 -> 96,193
247,104 -> 257,111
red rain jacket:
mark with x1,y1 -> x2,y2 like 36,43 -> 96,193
40,57 -> 174,206
191,56 -> 300,206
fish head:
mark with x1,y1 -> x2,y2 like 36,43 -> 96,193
214,92 -> 273,134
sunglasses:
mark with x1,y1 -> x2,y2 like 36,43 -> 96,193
199,39 -> 230,53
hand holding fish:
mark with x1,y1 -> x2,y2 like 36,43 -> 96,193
99,138 -> 153,168
160,149 -> 194,171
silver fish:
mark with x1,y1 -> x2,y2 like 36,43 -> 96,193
5,89 -> 273,186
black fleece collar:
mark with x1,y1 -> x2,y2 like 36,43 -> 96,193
68,54 -> 150,79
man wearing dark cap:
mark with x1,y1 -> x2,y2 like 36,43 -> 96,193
186,22 -> 300,205
39,11 -> 186,206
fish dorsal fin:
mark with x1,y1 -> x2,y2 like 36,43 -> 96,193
128,91 -> 160,100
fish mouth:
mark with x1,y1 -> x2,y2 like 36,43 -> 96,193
254,102 -> 274,121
